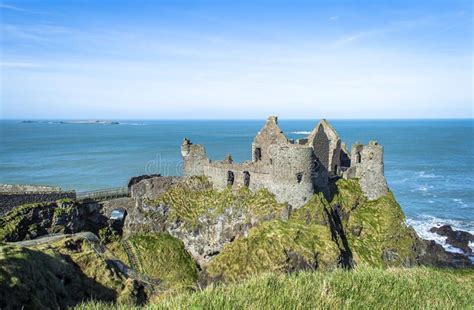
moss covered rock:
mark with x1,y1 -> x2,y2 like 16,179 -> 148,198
151,177 -> 287,229
0,200 -> 88,242
292,178 -> 419,267
0,235 -> 142,309
125,176 -> 288,266
110,233 -> 199,290
205,220 -> 339,282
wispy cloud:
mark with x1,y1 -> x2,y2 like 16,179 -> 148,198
331,32 -> 367,47
0,3 -> 50,14
0,62 -> 45,68
1,23 -> 77,46
329,16 -> 435,47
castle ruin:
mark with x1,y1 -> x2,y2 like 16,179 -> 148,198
181,116 -> 388,208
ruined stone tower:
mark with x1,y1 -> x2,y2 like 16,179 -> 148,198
181,116 -> 388,208
344,141 -> 388,200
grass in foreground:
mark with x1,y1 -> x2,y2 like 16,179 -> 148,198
76,266 -> 474,309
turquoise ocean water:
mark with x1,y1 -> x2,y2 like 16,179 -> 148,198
1,119 -> 473,250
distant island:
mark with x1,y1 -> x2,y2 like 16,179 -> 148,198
19,120 -> 120,125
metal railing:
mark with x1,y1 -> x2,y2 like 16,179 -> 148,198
76,187 -> 130,201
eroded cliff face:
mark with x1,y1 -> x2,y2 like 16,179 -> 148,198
124,176 -> 288,266
0,199 -> 112,242
123,176 -> 471,283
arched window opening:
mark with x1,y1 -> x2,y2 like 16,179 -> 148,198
227,171 -> 235,186
255,148 -> 262,161
356,152 -> 361,164
243,171 -> 250,187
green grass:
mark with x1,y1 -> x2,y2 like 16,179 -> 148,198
149,176 -> 286,229
0,202 -> 49,241
75,267 -> 474,309
0,236 -> 139,309
292,178 -> 420,267
346,192 -> 418,267
118,233 -> 199,290
0,200 -> 79,241
206,220 -> 339,282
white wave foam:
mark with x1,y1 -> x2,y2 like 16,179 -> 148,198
411,185 -> 434,194
406,215 -> 474,256
290,131 -> 311,135
453,198 -> 468,207
416,171 -> 438,179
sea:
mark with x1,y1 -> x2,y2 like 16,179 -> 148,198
1,119 -> 473,254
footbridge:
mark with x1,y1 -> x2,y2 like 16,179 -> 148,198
76,187 -> 130,202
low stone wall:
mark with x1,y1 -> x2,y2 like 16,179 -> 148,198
0,191 -> 76,216
0,184 -> 62,193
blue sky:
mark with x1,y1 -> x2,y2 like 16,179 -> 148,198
0,0 -> 472,119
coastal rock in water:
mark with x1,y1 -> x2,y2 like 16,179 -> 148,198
429,225 -> 474,255
413,238 -> 472,268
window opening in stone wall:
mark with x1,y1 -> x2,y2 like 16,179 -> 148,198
255,148 -> 262,161
296,172 -> 303,183
356,152 -> 361,163
227,171 -> 235,186
243,171 -> 250,187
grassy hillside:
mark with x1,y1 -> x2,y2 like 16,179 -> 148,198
206,220 -> 339,282
292,178 -> 420,267
204,178 -> 421,283
77,267 -> 474,309
0,235 -> 141,309
108,233 -> 198,291
2,177 -> 470,308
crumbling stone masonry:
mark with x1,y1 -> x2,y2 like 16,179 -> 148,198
181,116 -> 388,208
0,184 -> 76,216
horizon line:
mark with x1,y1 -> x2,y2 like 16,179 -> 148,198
1,117 -> 473,121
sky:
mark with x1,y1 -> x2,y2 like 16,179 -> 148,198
0,0 -> 472,119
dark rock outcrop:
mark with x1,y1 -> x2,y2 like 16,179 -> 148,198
413,238 -> 472,268
127,174 -> 162,189
429,225 -> 474,255
0,200 -> 109,242
130,176 -> 184,200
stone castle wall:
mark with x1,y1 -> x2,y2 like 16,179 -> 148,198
182,116 -> 389,206
0,187 -> 76,216
344,141 -> 388,200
